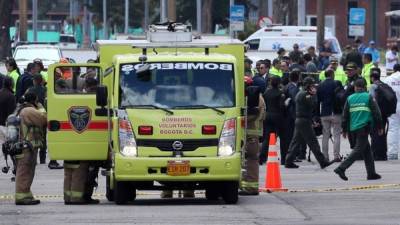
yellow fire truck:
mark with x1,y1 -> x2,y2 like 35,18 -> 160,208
47,23 -> 246,204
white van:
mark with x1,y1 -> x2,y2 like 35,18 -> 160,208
244,26 -> 342,62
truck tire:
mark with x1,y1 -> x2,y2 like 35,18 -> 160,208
205,188 -> 220,201
114,181 -> 131,205
106,176 -> 114,202
221,181 -> 239,204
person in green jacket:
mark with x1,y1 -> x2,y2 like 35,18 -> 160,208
269,59 -> 283,77
334,78 -> 383,181
5,57 -> 21,92
33,59 -> 48,83
361,53 -> 376,89
319,57 -> 347,84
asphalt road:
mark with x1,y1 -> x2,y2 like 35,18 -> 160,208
0,137 -> 399,225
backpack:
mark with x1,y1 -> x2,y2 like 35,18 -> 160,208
333,82 -> 346,114
375,82 -> 397,117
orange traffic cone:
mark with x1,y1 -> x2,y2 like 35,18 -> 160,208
261,133 -> 288,192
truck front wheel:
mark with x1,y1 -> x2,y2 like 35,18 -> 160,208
221,181 -> 239,204
114,181 -> 136,205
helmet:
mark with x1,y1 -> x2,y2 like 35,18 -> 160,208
302,77 -> 315,89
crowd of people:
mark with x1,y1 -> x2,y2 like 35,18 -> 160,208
240,40 -> 400,195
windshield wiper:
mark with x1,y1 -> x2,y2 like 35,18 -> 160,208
173,105 -> 225,115
122,104 -> 173,115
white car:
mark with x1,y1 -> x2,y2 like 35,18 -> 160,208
13,44 -> 62,71
59,34 -> 78,49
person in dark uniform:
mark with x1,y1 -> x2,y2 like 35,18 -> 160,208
334,79 -> 382,180
285,77 -> 336,169
259,76 -> 288,165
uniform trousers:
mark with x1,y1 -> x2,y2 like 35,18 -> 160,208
338,126 -> 377,175
15,148 -> 38,202
285,118 -> 327,166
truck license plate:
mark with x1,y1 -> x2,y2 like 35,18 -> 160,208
167,161 -> 190,176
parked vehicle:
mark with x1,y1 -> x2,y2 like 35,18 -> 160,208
244,26 -> 342,61
13,44 -> 62,71
59,34 -> 78,49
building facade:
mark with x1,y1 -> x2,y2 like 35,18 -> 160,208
305,0 -> 400,48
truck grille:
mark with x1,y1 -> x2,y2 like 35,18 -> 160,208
136,139 -> 219,151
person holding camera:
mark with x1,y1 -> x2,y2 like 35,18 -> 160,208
14,92 -> 46,205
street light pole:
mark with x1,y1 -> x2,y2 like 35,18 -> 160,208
103,0 -> 107,39
32,0 -> 38,42
160,0 -> 167,23
124,0 -> 129,34
144,0 -> 149,31
317,0 -> 325,48
229,0 -> 234,38
196,0 -> 201,33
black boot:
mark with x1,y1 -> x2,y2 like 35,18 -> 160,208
367,173 -> 381,180
48,160 -> 63,169
334,168 -> 348,181
39,149 -> 46,164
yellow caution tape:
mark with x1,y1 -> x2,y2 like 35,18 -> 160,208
0,184 -> 399,201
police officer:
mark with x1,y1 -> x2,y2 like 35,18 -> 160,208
239,82 -> 265,195
334,79 -> 382,181
15,92 -> 46,205
285,77 -> 335,169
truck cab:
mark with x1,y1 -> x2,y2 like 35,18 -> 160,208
47,24 -> 245,204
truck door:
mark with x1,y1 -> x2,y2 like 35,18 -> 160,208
47,63 -> 110,160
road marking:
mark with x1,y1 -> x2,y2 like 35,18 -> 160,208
286,183 -> 400,193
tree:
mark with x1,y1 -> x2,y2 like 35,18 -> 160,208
0,0 -> 15,60
272,0 -> 297,25
202,0 -> 213,33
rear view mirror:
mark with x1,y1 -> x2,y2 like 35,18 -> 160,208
96,85 -> 108,107
136,64 -> 152,82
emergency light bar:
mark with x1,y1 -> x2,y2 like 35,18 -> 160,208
132,43 -> 219,55
148,23 -> 192,42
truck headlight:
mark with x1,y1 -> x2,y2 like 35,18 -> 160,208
218,118 -> 236,157
119,119 -> 137,157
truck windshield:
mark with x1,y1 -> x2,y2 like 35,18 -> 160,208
119,62 -> 235,109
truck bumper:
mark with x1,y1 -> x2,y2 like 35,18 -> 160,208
114,153 -> 241,181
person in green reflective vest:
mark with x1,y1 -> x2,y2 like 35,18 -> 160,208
269,59 -> 283,77
334,79 -> 383,181
361,53 -> 376,89
33,59 -> 48,83
319,58 -> 347,84
5,58 -> 21,92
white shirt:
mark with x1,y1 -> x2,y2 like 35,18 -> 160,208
385,50 -> 398,70
383,71 -> 400,110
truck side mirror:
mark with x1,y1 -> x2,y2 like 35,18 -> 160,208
96,85 -> 108,107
